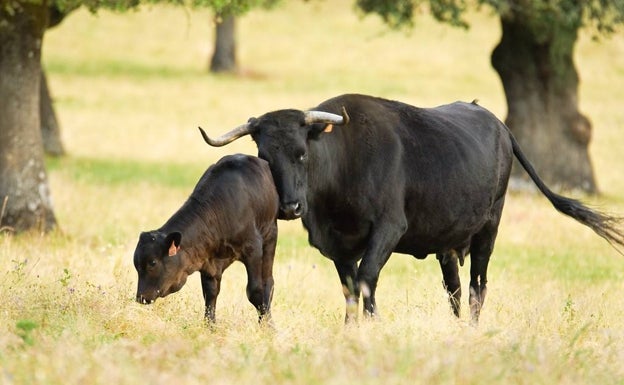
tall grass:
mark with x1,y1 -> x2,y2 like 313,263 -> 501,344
2,1 -> 623,384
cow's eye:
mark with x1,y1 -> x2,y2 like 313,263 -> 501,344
297,153 -> 308,162
148,259 -> 157,267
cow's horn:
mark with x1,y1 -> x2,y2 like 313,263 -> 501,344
304,106 -> 350,125
198,123 -> 252,147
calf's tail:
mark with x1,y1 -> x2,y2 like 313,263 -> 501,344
509,132 -> 624,254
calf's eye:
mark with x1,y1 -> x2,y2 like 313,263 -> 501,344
148,260 -> 157,267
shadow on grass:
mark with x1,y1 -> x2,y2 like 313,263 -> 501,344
45,59 -> 201,79
46,156 -> 205,189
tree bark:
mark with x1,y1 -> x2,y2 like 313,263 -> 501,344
40,70 -> 65,156
209,15 -> 237,73
40,5 -> 68,157
491,14 -> 597,193
0,2 -> 57,232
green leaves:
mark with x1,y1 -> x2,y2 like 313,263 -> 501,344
584,0 -> 624,36
356,0 -> 416,29
188,0 -> 280,16
356,0 -> 624,36
355,0 -> 471,29
49,0 -> 279,15
430,0 -> 468,28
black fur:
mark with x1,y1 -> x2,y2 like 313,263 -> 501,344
133,154 -> 279,323
208,94 -> 624,323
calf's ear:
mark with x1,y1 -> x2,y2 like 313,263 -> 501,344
165,232 -> 182,256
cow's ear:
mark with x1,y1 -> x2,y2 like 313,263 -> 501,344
307,123 -> 332,140
165,232 -> 182,257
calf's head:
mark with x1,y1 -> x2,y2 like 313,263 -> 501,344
199,107 -> 349,220
133,231 -> 186,304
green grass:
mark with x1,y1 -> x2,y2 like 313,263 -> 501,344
2,1 -> 624,384
47,156 -> 204,188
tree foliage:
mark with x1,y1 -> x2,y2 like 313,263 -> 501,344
356,0 -> 624,194
0,0 -> 279,233
26,0 -> 279,15
357,0 -> 468,28
356,0 -> 624,36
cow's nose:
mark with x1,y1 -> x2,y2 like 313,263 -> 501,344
280,201 -> 303,219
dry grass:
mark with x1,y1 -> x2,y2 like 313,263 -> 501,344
2,1 -> 624,384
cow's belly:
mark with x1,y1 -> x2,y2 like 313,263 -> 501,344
302,186 -> 499,261
307,218 -> 477,261
302,214 -> 371,261
395,229 -> 475,258
395,195 -> 500,257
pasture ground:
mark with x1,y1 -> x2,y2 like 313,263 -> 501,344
2,1 -> 624,384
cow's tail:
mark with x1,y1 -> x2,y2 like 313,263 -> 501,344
509,132 -> 624,254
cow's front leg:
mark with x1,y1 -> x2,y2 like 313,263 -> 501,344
200,271 -> 221,323
334,260 -> 359,323
357,253 -> 390,318
357,219 -> 407,318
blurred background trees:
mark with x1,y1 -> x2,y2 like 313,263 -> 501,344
357,0 -> 624,193
2,0 -> 622,234
1,2 -> 57,232
41,4 -> 68,156
210,13 -> 238,72
202,1 -> 279,73
0,0 -> 276,233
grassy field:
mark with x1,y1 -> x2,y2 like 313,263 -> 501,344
2,1 -> 624,384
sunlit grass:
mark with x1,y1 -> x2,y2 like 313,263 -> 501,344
2,0 -> 623,384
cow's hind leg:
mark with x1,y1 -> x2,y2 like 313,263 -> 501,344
437,251 -> 461,317
468,215 -> 502,325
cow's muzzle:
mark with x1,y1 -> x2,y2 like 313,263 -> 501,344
279,201 -> 303,220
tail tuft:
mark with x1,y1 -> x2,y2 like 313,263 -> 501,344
509,130 -> 624,255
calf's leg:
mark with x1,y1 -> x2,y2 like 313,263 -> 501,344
243,234 -> 273,323
260,224 -> 278,322
200,271 -> 222,323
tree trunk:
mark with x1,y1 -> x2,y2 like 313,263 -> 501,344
0,3 -> 57,233
209,15 -> 237,73
40,4 -> 68,157
491,14 -> 597,193
40,70 -> 65,156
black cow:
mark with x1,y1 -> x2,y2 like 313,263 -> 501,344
133,154 -> 279,323
199,94 -> 624,324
